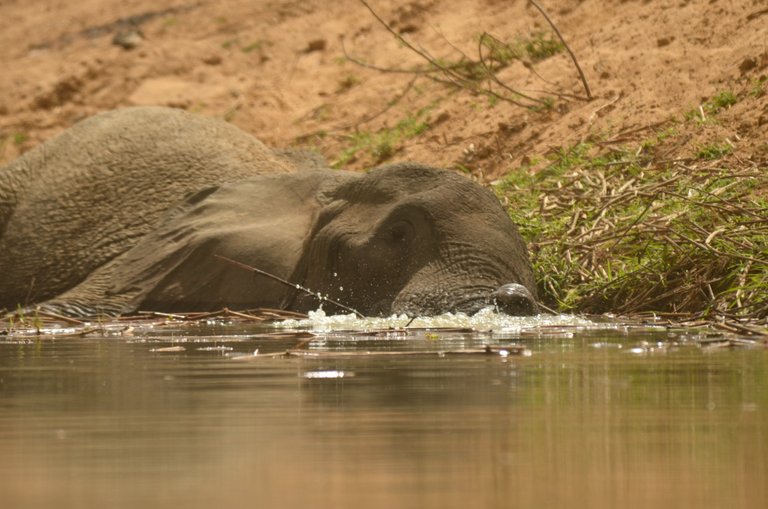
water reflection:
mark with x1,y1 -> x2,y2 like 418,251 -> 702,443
0,316 -> 766,509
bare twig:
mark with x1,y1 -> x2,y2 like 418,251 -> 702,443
354,0 -> 573,109
528,0 -> 592,100
295,73 -> 419,141
214,254 -> 365,318
358,0 -> 471,88
340,37 -> 439,76
518,154 -> 768,318
242,343 -> 530,359
476,32 -> 552,107
175,308 -> 268,322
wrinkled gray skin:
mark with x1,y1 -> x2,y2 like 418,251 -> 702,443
0,106 -> 537,317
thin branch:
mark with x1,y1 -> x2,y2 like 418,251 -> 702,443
528,0 -> 592,100
358,0 -> 470,86
341,37 -> 475,92
476,32 -> 551,107
294,76 -> 419,143
214,254 -> 365,318
341,37 -> 440,75
353,0 -> 587,109
244,344 -> 530,359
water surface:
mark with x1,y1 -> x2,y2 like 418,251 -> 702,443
1,312 -> 766,508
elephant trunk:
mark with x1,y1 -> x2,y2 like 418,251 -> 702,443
391,279 -> 539,317
492,283 -> 538,316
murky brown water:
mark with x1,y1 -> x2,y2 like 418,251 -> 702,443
1,314 -> 766,509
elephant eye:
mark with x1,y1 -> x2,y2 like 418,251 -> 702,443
383,220 -> 414,246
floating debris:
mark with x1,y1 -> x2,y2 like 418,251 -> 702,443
246,344 -> 531,360
149,346 -> 186,353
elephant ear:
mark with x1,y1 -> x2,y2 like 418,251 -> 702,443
40,170 -> 348,315
34,184 -> 225,315
283,165 -> 439,312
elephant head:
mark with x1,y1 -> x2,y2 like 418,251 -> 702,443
288,163 -> 538,316
93,163 -> 537,317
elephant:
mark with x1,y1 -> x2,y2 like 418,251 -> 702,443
0,106 -> 537,317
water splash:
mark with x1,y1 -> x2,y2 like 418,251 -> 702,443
277,306 -> 596,333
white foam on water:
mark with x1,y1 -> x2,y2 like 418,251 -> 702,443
277,306 -> 597,333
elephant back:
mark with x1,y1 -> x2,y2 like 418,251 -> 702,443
0,106 -> 293,310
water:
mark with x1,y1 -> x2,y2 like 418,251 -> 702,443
1,312 -> 766,509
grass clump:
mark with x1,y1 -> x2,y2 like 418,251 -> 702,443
696,142 -> 733,160
518,30 -> 565,61
221,38 -> 268,54
706,90 -> 737,113
336,74 -> 361,93
685,89 -> 738,123
5,305 -> 44,332
479,30 -> 564,68
750,76 -> 767,98
427,31 -> 564,97
240,41 -> 263,53
495,141 -> 768,319
333,108 -> 430,167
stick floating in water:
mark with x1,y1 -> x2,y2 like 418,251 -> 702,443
214,254 -> 365,319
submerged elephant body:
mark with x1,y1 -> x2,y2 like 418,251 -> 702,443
0,107 -> 537,317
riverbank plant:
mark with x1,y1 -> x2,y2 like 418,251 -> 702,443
495,140 -> 768,320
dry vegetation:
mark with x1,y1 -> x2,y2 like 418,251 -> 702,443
498,138 -> 768,320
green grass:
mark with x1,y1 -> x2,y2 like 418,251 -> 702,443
685,89 -> 738,123
696,142 -> 733,160
436,31 -> 564,84
480,30 -> 564,66
6,304 -> 44,331
336,74 -> 361,93
495,137 -> 768,318
220,38 -> 270,54
751,76 -> 767,98
520,30 -> 565,61
241,41 -> 263,53
707,90 -> 738,112
333,108 -> 431,167
640,127 -> 679,151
